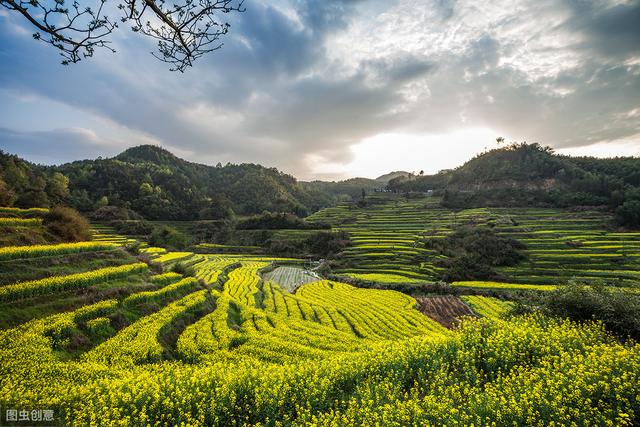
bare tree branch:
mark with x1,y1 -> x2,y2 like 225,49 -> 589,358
1,0 -> 118,65
0,0 -> 244,71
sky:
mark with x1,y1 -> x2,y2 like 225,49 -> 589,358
0,0 -> 639,180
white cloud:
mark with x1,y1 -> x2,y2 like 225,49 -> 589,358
0,0 -> 638,179
309,127 -> 501,179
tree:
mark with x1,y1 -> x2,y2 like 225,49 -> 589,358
616,200 -> 640,228
0,178 -> 16,206
95,195 -> 109,209
139,182 -> 154,197
150,225 -> 188,250
46,172 -> 70,204
0,0 -> 245,71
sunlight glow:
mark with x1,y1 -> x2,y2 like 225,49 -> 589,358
556,136 -> 640,158
313,127 -> 501,179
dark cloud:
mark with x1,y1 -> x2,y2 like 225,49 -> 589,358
0,127 -> 121,164
567,0 -> 640,59
0,0 -> 638,178
359,53 -> 434,84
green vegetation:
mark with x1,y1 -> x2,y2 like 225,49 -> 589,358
0,151 -> 69,208
42,206 -> 92,242
452,281 -> 557,291
388,143 -> 640,227
236,212 -> 330,230
2,145 -> 640,425
424,225 -> 526,281
307,196 -> 640,289
149,225 -> 189,250
515,281 -> 640,340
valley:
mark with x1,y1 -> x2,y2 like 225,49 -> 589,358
0,145 -> 639,425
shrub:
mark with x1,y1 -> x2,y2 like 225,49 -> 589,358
149,226 -> 189,250
91,206 -> 142,221
616,200 -> 640,228
236,212 -> 330,230
305,231 -> 351,257
42,207 -> 92,242
86,317 -> 114,339
110,220 -> 155,236
515,281 -> 640,340
424,225 -> 526,281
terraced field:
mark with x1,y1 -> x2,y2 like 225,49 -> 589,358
90,223 -> 139,245
307,196 -> 640,290
262,266 -> 321,292
0,205 -> 638,425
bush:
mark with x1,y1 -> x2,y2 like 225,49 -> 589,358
266,238 -> 306,256
110,220 -> 155,236
304,231 -> 351,257
91,206 -> 142,221
42,206 -> 92,242
236,212 -> 330,230
149,226 -> 188,250
515,281 -> 640,340
616,200 -> 640,228
424,225 -> 526,281
192,220 -> 235,243
171,261 -> 196,277
438,254 -> 497,282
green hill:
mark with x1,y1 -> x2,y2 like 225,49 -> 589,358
387,143 -> 640,226
1,145 -> 337,220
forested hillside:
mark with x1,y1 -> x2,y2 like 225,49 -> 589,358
0,146 -> 339,220
0,151 -> 70,208
388,143 -> 640,226
2,143 -> 639,225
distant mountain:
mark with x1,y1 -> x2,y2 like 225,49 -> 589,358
302,171 -> 410,201
375,171 -> 410,183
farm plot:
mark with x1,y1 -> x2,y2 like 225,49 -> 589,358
415,295 -> 476,328
90,224 -> 138,245
461,295 -> 514,320
0,244 -> 637,425
262,266 -> 321,292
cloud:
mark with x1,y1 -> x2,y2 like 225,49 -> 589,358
0,127 -> 124,164
0,0 -> 638,179
566,0 -> 640,60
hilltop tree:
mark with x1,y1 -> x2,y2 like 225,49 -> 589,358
0,0 -> 245,71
